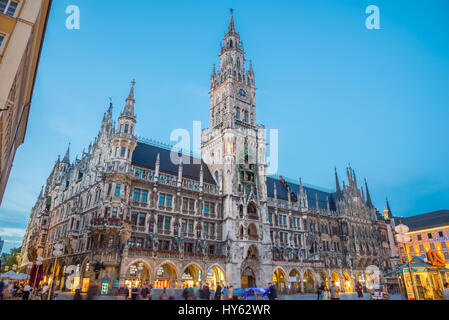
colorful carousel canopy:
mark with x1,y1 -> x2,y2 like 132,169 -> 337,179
386,256 -> 449,276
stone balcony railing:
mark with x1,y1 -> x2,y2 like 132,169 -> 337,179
107,163 -> 220,196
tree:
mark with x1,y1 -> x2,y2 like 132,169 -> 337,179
1,247 -> 22,272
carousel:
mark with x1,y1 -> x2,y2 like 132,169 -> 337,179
388,255 -> 449,300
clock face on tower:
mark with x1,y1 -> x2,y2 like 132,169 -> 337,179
238,88 -> 247,98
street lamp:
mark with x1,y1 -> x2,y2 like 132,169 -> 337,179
137,263 -> 144,287
33,257 -> 43,295
395,223 -> 418,300
48,243 -> 64,300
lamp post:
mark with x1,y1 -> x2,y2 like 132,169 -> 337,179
48,243 -> 63,300
33,257 -> 43,295
395,223 -> 418,300
137,263 -> 144,287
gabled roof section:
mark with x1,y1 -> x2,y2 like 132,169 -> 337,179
267,176 -> 336,211
132,142 -> 216,185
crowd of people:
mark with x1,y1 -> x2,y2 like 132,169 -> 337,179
0,280 -> 41,300
316,281 -> 342,300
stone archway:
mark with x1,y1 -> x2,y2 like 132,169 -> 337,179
331,272 -> 341,290
126,260 -> 151,288
320,271 -> 329,290
273,268 -> 287,292
154,262 -> 178,288
206,265 -> 225,290
303,269 -> 315,293
80,258 -> 91,292
181,263 -> 202,289
289,269 -> 301,294
343,272 -> 352,292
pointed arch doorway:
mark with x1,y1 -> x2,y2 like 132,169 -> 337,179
241,267 -> 257,289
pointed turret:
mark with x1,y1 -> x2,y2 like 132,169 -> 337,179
365,179 -> 374,208
200,164 -> 204,187
386,198 -> 393,218
62,143 -> 71,164
121,80 -> 136,118
248,60 -> 254,75
38,185 -> 44,199
335,168 -> 343,201
273,181 -> 277,200
155,153 -> 160,178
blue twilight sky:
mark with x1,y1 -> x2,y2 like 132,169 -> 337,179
1,0 -> 448,254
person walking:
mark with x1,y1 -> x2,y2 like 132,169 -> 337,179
131,286 -> 138,300
141,285 -> 149,300
443,283 -> 449,300
41,283 -> 49,300
182,287 -> 189,300
0,279 -> 5,300
73,284 -> 82,300
214,283 -> 222,300
159,288 -> 168,300
355,282 -> 364,300
317,282 -> 324,300
263,282 -> 278,300
86,282 -> 99,300
203,284 -> 211,300
329,281 -> 341,300
22,284 -> 31,300
227,286 -> 234,300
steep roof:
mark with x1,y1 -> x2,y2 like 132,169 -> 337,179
397,210 -> 449,232
131,142 -> 216,185
267,176 -> 337,211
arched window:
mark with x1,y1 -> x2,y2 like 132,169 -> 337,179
230,40 -> 233,48
236,108 -> 240,120
214,171 -> 220,186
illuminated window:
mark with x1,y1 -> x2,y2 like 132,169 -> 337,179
115,184 -> 121,196
141,190 -> 148,203
133,189 -> 141,201
0,0 -> 19,17
138,213 -> 145,226
164,217 -> 171,230
159,194 -> 165,206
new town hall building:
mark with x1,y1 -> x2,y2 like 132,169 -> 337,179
20,11 -> 397,294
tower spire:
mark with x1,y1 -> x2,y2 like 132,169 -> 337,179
62,143 -> 71,164
365,178 -> 374,208
386,198 -> 393,218
122,79 -> 136,118
335,168 -> 342,201
228,8 -> 236,34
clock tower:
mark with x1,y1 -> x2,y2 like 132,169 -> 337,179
202,9 -> 272,288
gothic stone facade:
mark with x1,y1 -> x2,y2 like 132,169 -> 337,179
21,11 -> 394,293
